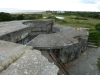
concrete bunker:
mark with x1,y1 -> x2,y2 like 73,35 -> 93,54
0,20 -> 60,75
0,20 -> 88,64
25,20 -> 89,63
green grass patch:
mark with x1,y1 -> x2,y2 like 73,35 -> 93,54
70,16 -> 88,20
88,29 -> 100,46
97,58 -> 100,69
95,23 -> 100,31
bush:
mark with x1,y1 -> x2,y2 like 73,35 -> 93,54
88,23 -> 100,46
56,19 -> 67,24
16,14 -> 24,20
70,16 -> 88,20
24,14 -> 42,20
97,58 -> 100,69
47,15 -> 57,19
95,23 -> 100,31
0,12 -> 12,21
88,30 -> 100,46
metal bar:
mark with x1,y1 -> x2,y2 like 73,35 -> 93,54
50,52 -> 69,75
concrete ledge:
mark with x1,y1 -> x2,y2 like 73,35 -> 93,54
0,40 -> 32,72
0,21 -> 31,42
0,50 -> 59,75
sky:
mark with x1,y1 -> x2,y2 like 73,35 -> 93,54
0,0 -> 100,12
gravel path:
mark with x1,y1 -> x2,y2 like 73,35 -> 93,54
66,47 -> 100,75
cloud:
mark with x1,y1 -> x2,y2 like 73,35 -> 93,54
98,6 -> 100,9
80,0 -> 99,4
96,1 -> 100,9
0,0 -> 100,12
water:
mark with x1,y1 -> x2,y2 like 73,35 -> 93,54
55,16 -> 64,19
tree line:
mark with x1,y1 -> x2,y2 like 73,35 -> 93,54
50,11 -> 100,19
0,12 -> 43,22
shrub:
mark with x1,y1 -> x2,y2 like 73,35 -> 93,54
23,14 -> 43,20
70,16 -> 88,20
97,58 -> 100,69
95,23 -> 100,31
88,30 -> 100,46
0,12 -> 12,21
47,15 -> 57,19
88,23 -> 100,46
16,14 -> 24,20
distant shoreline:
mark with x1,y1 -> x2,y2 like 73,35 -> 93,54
10,11 -> 45,14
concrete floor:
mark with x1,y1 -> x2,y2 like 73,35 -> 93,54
66,47 -> 100,75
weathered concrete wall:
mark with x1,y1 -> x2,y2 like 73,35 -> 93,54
0,40 -> 32,72
27,25 -> 89,63
0,28 -> 30,43
0,20 -> 54,44
23,20 -> 54,36
0,21 -> 31,44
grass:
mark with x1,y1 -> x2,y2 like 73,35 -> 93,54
43,13 -> 100,28
88,30 -> 100,46
60,15 -> 100,28
97,58 -> 100,69
42,12 -> 100,46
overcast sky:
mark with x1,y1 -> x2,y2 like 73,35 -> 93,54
0,0 -> 100,12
